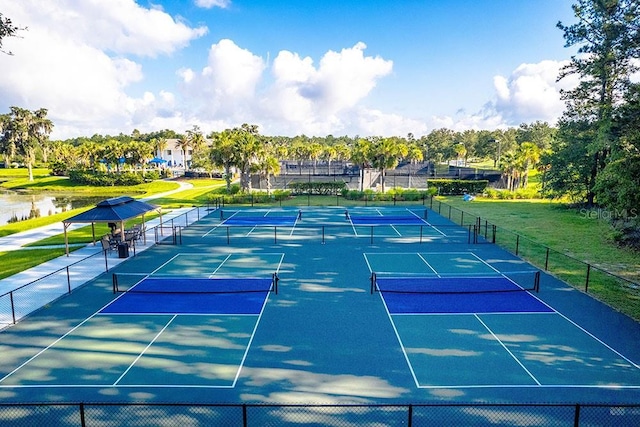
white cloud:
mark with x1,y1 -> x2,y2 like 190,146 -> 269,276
195,0 -> 231,9
493,60 -> 572,125
428,60 -> 576,132
0,0 -> 207,137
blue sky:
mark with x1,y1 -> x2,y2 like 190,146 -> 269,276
0,0 -> 578,139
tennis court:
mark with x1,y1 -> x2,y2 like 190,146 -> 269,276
0,205 -> 639,425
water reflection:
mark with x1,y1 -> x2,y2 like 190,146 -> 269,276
0,191 -> 108,225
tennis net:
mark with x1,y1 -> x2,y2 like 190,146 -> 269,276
370,271 -> 540,294
351,214 -> 428,225
112,273 -> 279,295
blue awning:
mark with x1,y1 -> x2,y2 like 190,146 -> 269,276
63,197 -> 159,223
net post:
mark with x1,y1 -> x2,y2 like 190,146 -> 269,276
322,225 -> 325,244
419,225 -> 423,244
370,226 -> 374,244
112,273 -> 117,294
370,272 -> 377,294
272,272 -> 279,294
534,271 -> 540,293
227,226 -> 230,245
274,226 -> 277,244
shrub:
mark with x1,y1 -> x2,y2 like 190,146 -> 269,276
289,181 -> 347,195
427,179 -> 488,195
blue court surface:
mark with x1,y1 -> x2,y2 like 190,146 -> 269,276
0,205 -> 639,425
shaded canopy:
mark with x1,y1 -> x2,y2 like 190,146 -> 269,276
62,196 -> 161,255
63,196 -> 158,223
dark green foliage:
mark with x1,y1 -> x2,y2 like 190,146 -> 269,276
68,169 -> 145,186
426,179 -> 488,195
48,160 -> 68,176
289,181 -> 347,195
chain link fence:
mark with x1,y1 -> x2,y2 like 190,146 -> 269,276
0,402 -> 638,426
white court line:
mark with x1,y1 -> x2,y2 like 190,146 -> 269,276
416,253 -> 439,277
473,314 -> 541,386
113,315 -> 178,386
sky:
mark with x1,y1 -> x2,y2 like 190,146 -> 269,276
0,0 -> 581,140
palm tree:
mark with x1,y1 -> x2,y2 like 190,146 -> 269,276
230,124 -> 263,192
103,139 -> 126,172
256,155 -> 281,194
210,129 -> 237,192
322,144 -> 338,175
186,125 -> 206,169
290,136 -> 309,175
307,141 -> 323,175
369,137 -> 408,193
453,143 -> 467,167
77,141 -> 101,169
174,135 -> 190,170
152,137 -> 168,159
500,152 -> 521,191
405,145 -> 424,188
516,142 -> 541,188
350,138 -> 372,191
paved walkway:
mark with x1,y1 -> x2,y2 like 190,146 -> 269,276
0,181 -> 204,327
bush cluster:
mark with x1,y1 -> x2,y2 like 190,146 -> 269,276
68,169 -> 159,186
206,189 -> 292,205
427,179 -> 488,195
483,187 -> 540,199
341,187 -> 437,201
289,181 -> 346,195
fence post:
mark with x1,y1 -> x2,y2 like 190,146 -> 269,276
104,250 -> 109,272
545,247 -> 550,270
516,235 -> 520,255
573,403 -> 581,427
585,264 -> 591,292
10,291 -> 16,324
408,404 -> 413,427
66,266 -> 71,293
242,404 -> 248,427
80,403 -> 86,427
492,225 -> 496,243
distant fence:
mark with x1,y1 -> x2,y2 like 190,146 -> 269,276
0,206 -> 207,329
0,401 -> 638,426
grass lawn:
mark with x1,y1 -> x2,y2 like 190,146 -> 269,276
0,248 -> 72,280
149,178 -> 226,207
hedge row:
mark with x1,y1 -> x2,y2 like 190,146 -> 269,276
427,179 -> 488,195
289,181 -> 347,195
69,170 -> 160,186
206,190 -> 292,204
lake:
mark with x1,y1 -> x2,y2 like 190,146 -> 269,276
0,191 -> 109,225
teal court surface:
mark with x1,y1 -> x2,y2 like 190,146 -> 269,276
0,206 -> 639,425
